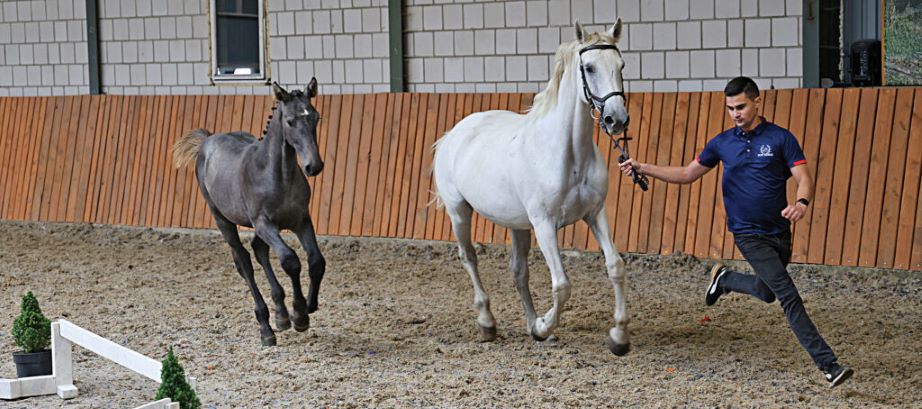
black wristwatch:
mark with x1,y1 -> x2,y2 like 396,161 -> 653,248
796,198 -> 810,207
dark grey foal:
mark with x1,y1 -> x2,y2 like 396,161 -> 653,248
173,80 -> 325,346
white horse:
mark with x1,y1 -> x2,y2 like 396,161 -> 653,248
433,20 -> 632,355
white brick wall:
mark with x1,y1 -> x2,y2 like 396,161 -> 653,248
404,0 -> 803,92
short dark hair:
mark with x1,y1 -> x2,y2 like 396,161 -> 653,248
724,76 -> 760,100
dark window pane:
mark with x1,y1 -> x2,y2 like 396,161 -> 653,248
242,0 -> 258,15
216,16 -> 260,75
216,0 -> 237,13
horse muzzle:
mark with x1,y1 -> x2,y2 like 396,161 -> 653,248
304,161 -> 324,176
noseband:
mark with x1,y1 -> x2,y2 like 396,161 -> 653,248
578,43 -> 625,116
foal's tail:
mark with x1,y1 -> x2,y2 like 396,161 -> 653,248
172,128 -> 211,169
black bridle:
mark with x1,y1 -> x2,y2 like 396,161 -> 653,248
578,43 -> 648,191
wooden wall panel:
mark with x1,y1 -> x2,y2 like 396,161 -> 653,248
2,88 -> 921,271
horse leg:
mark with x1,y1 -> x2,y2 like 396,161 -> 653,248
294,216 -> 325,315
214,217 -> 276,346
447,202 -> 497,341
510,229 -> 538,335
585,210 -> 630,355
253,220 -> 310,332
252,236 -> 291,331
530,221 -> 571,341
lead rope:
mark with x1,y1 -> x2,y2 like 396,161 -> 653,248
608,129 -> 649,191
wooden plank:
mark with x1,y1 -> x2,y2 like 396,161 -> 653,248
110,97 -> 141,225
647,92 -> 676,254
1,98 -> 30,219
371,93 -> 396,236
671,93 -> 699,254
823,89 -> 861,265
613,93 -> 644,252
48,96 -> 79,221
894,89 -> 922,269
308,95 -> 326,226
627,92 -> 654,253
67,96 -> 100,222
838,89 -> 879,265
792,89 -> 827,262
14,99 -> 47,219
329,94 -> 357,235
350,94 -> 376,236
121,96 -> 149,225
317,95 -> 343,235
81,96 -> 109,222
390,93 -> 415,237
661,92 -> 690,254
713,100 -> 733,260
857,87 -> 897,266
403,93 -> 428,238
693,92 -> 724,259
142,96 -> 169,226
180,95 -> 205,228
337,95 -> 365,235
427,94 -> 453,241
29,98 -> 61,220
807,88 -> 844,264
413,93 -> 441,240
136,96 -> 164,226
875,88 -> 915,268
0,99 -> 17,218
151,96 -> 179,226
782,89 -> 809,261
173,96 -> 199,228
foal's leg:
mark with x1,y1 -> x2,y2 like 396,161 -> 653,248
213,217 -> 276,346
584,210 -> 630,355
253,220 -> 310,332
251,236 -> 291,331
447,202 -> 497,341
294,216 -> 326,315
510,229 -> 538,334
531,221 -> 571,341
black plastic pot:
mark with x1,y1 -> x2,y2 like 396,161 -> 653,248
12,350 -> 52,377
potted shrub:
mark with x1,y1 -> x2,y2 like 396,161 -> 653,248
11,291 -> 53,377
155,347 -> 201,409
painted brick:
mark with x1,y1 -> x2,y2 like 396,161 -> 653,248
517,28 -> 537,54
628,80 -> 652,92
773,77 -> 799,89
145,63 -> 161,85
335,34 -> 354,58
665,50 -> 689,78
527,55 -> 548,81
786,0 -> 801,16
759,0 -> 784,17
548,0 -> 571,26
702,20 -> 726,48
676,21 -> 700,49
434,31 -> 454,56
689,0 -> 714,19
506,56 -> 526,81
538,27 -> 560,53
464,56 -> 484,81
423,6 -> 442,30
475,30 -> 494,55
702,79 -> 726,90
640,0 -> 664,22
727,19 -> 743,47
169,40 -> 186,62
414,32 -> 433,56
528,1 -> 548,27
445,57 -> 464,82
424,58 -> 443,82
689,50 -> 714,77
345,60 -> 363,83
652,22 -> 675,50
305,36 -> 323,59
288,36 -> 306,59
678,79 -> 702,91
59,42 -> 75,63
278,11 -> 295,35
787,48 -> 802,76
741,48 -> 758,75
505,2 -> 525,27
122,42 -> 138,63
629,23 -> 652,50
741,0 -> 757,17
354,33 -> 372,58
759,48 -> 785,76
617,0 -> 640,23
640,51 -> 664,79
571,0 -> 593,25
496,29 -> 516,54
484,56 -> 504,81
484,3 -> 504,28
772,17 -> 798,46
715,49 -> 740,76
444,5 -> 462,30
665,0 -> 689,20
654,80 -> 677,91
463,4 -> 484,29
373,33 -> 388,57
295,11 -> 313,34
363,59 -> 383,83
715,0 -> 739,17
454,31 -> 474,55
622,51 -> 640,79
313,11 -> 331,33
745,19 -> 770,47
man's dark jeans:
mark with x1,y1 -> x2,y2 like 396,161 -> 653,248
720,230 -> 837,369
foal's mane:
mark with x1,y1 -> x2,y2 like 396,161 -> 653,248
527,31 -> 619,119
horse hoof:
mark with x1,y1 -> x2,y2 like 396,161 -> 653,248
479,325 -> 497,342
293,315 -> 310,332
261,334 -> 277,347
530,328 -> 549,342
605,336 -> 630,356
276,316 -> 291,331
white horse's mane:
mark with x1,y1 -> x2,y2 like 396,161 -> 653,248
527,31 -> 619,119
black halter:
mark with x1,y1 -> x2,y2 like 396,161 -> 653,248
578,43 -> 626,115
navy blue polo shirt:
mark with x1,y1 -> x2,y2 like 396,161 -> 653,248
697,119 -> 806,235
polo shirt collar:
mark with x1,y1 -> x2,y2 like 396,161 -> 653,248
734,116 -> 769,137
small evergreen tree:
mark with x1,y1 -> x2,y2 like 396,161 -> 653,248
11,291 -> 52,353
155,347 -> 201,409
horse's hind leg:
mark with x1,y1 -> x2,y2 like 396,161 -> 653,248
584,210 -> 630,356
254,220 -> 310,332
510,229 -> 538,335
252,236 -> 291,331
294,216 -> 325,315
446,201 -> 497,341
214,217 -> 276,346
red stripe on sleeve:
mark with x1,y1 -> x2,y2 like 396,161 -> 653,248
792,159 -> 807,166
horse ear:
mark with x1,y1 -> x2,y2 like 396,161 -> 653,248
306,77 -> 318,98
609,18 -> 623,40
272,82 -> 291,102
574,20 -> 587,43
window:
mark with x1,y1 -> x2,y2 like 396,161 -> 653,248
210,0 -> 266,82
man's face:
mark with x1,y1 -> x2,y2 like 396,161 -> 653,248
725,93 -> 761,131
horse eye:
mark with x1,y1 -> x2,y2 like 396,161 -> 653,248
286,119 -> 294,126
585,65 -> 595,74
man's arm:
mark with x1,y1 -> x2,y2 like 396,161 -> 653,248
618,158 -> 712,184
781,164 -> 813,223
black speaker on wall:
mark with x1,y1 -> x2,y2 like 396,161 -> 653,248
850,39 -> 881,87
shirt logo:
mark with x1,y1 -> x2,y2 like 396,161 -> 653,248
758,144 -> 774,157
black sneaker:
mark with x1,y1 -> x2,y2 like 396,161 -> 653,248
705,263 -> 728,306
822,363 -> 854,388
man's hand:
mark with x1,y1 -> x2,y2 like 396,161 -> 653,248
781,202 -> 807,223
619,158 -> 643,176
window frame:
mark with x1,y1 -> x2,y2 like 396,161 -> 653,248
209,0 -> 268,83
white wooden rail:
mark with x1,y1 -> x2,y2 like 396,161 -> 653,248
1,319 -> 194,409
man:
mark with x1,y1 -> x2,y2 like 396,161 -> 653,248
619,76 -> 853,387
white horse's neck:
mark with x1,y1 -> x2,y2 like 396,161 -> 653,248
533,58 -> 597,166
